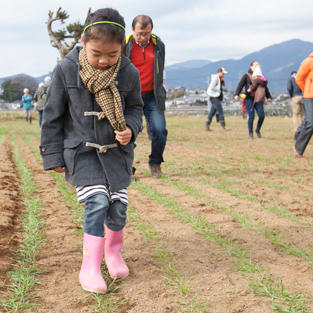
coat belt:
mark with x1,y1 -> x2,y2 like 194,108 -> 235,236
86,142 -> 117,154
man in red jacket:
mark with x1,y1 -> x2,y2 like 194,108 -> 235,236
125,15 -> 167,178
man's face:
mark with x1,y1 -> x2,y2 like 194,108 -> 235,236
131,23 -> 152,46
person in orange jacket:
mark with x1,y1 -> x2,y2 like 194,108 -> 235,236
294,53 -> 313,158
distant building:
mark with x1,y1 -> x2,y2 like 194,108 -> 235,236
173,86 -> 186,92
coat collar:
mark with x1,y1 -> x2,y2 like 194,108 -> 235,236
125,34 -> 157,45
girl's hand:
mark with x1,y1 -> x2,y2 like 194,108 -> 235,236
114,126 -> 132,146
234,95 -> 239,101
52,166 -> 66,173
267,98 -> 271,103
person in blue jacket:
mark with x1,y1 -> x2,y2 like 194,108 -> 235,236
22,88 -> 33,124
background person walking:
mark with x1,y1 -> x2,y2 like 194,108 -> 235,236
125,15 -> 167,178
294,53 -> 313,158
205,67 -> 231,131
22,88 -> 33,124
287,71 -> 304,133
235,61 -> 272,139
33,76 -> 51,127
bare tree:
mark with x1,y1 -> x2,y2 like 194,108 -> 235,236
46,7 -> 91,60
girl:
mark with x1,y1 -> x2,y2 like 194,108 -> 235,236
22,88 -> 33,124
40,8 -> 143,294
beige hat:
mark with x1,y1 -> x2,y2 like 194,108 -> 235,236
218,67 -> 228,74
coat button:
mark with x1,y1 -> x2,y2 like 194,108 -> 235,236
41,147 -> 46,152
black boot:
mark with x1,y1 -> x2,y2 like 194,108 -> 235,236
249,132 -> 253,139
220,121 -> 231,131
205,119 -> 212,131
29,117 -> 32,125
255,129 -> 261,138
26,116 -> 28,123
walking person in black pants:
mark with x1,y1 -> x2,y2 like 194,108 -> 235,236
205,67 -> 231,131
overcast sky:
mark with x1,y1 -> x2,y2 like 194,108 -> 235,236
1,0 -> 312,78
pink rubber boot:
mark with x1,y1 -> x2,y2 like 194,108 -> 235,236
79,233 -> 107,293
104,226 -> 129,278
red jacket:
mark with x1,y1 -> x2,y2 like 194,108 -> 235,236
296,53 -> 313,99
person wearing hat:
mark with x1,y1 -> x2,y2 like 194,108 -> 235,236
234,61 -> 272,139
205,67 -> 231,131
22,88 -> 33,124
33,76 -> 51,127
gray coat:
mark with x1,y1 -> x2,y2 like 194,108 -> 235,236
40,46 -> 143,192
125,34 -> 166,113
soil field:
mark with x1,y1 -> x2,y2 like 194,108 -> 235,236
1,115 -> 313,313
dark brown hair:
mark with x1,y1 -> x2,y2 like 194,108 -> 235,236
84,8 -> 125,45
131,15 -> 153,30
250,61 -> 258,67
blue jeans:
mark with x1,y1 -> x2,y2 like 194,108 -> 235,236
295,98 -> 313,155
39,111 -> 43,127
208,98 -> 224,122
84,194 -> 127,237
142,92 -> 168,167
245,99 -> 265,133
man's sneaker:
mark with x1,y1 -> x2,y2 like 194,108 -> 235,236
293,146 -> 303,158
249,132 -> 253,139
149,165 -> 162,178
222,127 -> 232,131
255,129 -> 262,138
205,121 -> 212,131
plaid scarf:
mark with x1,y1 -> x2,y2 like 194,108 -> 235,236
79,48 -> 126,131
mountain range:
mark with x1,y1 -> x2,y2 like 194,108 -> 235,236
1,39 -> 312,94
165,39 -> 313,93
0,74 -> 49,89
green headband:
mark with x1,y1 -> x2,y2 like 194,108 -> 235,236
84,21 -> 125,33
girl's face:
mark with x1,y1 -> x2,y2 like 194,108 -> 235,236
81,36 -> 122,70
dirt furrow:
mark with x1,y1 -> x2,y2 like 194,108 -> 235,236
0,138 -> 24,295
126,187 -> 272,313
133,170 -> 313,307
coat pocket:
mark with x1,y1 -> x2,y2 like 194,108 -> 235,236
63,139 -> 83,175
119,143 -> 134,175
